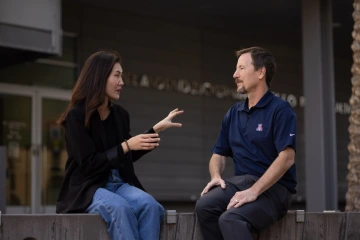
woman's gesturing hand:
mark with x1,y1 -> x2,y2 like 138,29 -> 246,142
153,108 -> 184,133
127,133 -> 160,151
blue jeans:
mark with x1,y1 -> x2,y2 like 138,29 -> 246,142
86,169 -> 164,240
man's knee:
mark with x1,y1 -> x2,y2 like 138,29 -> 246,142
218,212 -> 252,236
218,211 -> 248,225
195,197 -> 208,215
195,195 -> 218,219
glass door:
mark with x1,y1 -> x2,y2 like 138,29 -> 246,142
0,83 -> 35,213
0,83 -> 70,213
38,88 -> 70,213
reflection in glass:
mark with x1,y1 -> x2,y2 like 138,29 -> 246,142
41,99 -> 68,205
0,94 -> 31,206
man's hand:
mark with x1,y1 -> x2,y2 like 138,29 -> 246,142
200,177 -> 226,196
226,188 -> 258,210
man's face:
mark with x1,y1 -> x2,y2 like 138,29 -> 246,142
233,53 -> 261,94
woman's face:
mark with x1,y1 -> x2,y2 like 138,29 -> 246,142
105,62 -> 124,100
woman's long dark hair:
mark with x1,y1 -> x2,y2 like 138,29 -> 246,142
57,50 -> 121,127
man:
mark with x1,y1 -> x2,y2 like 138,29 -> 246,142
195,47 -> 297,240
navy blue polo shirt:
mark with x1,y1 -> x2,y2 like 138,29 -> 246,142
213,90 -> 297,193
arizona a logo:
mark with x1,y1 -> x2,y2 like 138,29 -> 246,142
256,124 -> 263,132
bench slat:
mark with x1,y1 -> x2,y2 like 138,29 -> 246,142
257,212 -> 303,240
192,214 -> 204,240
160,214 -> 178,240
175,213 -> 196,240
345,212 -> 360,239
303,213 -> 346,239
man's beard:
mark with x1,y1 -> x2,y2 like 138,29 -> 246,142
238,86 -> 248,94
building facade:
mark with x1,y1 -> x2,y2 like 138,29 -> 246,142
0,0 -> 354,213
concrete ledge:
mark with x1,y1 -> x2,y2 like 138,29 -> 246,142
1,211 -> 360,240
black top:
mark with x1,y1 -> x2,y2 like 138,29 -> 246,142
102,112 -> 118,150
56,102 -> 155,213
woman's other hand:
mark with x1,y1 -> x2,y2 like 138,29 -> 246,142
126,133 -> 160,151
153,108 -> 184,133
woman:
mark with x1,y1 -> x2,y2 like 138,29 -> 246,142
55,50 -> 183,240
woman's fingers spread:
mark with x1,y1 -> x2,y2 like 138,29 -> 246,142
171,123 -> 182,127
170,108 -> 179,114
174,110 -> 184,115
170,110 -> 184,117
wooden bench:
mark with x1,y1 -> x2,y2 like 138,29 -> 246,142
0,211 -> 360,239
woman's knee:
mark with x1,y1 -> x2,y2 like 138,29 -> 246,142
90,189 -> 133,216
141,196 -> 164,214
128,190 -> 162,213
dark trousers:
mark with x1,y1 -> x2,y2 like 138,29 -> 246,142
195,175 -> 292,240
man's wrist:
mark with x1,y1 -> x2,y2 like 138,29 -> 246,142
250,185 -> 261,197
211,175 -> 222,180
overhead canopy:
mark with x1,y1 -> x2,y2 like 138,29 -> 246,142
0,0 -> 62,67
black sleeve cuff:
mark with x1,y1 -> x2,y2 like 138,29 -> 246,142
105,145 -> 125,169
144,128 -> 155,134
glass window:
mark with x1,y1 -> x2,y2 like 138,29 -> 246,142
0,94 -> 32,206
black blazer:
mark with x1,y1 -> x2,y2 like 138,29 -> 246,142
56,102 -> 153,213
